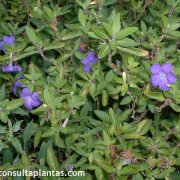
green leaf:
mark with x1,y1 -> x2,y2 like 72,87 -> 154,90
103,22 -> 113,37
69,96 -> 87,108
22,153 -> 31,169
42,130 -> 55,137
124,132 -> 141,139
108,108 -> 116,125
133,173 -> 144,180
0,125 -> 6,134
105,70 -> 116,83
26,26 -> 42,45
170,172 -> 180,180
88,32 -> 102,39
117,38 -> 138,47
0,84 -> 5,102
116,27 -> 138,39
102,90 -> 108,107
96,159 -> 114,173
95,167 -> 104,180
34,130 -> 42,148
170,103 -> 180,112
117,109 -> 132,123
121,83 -> 128,96
12,121 -> 22,132
98,45 -> 110,58
37,140 -> 52,159
43,6 -> 53,18
23,122 -> 34,146
2,149 -> 13,164
94,110 -> 110,122
46,146 -> 59,171
92,26 -> 109,39
12,137 -> 23,154
44,42 -> 64,51
103,131 -> 115,145
120,96 -> 132,105
61,31 -> 82,40
44,88 -> 52,104
112,13 -> 121,34
0,112 -> 8,123
137,119 -> 152,135
117,46 -> 149,57
144,91 -> 165,102
6,99 -> 24,111
54,132 -> 65,148
169,31 -> 180,38
78,9 -> 87,25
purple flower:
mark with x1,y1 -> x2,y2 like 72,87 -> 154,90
150,63 -> 177,90
13,75 -> 25,94
83,65 -> 92,73
0,35 -> 15,52
2,61 -> 22,73
20,88 -> 42,110
124,158 -> 131,165
81,51 -> 98,73
78,47 -> 83,52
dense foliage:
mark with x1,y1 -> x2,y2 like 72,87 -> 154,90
0,0 -> 180,179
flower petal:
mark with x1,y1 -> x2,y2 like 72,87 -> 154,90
87,51 -> 98,64
32,92 -> 42,108
162,63 -> 173,73
0,41 -> 6,52
13,81 -> 22,94
20,88 -> 32,98
150,64 -> 162,74
159,83 -> 170,91
167,73 -> 177,84
158,77 -> 170,90
151,74 -> 162,87
83,65 -> 91,73
81,57 -> 90,66
32,99 -> 41,108
24,99 -> 33,110
3,35 -> 15,45
2,61 -> 14,72
13,65 -> 22,72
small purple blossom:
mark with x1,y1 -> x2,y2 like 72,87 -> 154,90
2,61 -> 22,73
13,75 -> 25,94
124,158 -> 131,165
150,63 -> 177,90
66,165 -> 74,171
81,51 -> 98,73
78,47 -> 83,52
0,35 -> 15,52
20,88 -> 42,110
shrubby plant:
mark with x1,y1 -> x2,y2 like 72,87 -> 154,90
0,0 -> 180,179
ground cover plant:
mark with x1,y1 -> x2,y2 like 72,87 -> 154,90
0,0 -> 180,179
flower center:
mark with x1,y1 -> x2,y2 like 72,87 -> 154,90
25,97 -> 32,103
159,72 -> 166,80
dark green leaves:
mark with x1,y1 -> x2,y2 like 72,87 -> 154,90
117,46 -> 149,57
94,110 -> 110,122
6,99 -> 24,111
98,45 -> 110,58
12,137 -> 23,154
61,31 -> 82,40
78,9 -> 87,26
92,26 -> 109,39
26,26 -> 43,46
46,146 -> 59,170
144,91 -> 165,102
0,84 -> 5,102
116,27 -> 138,39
